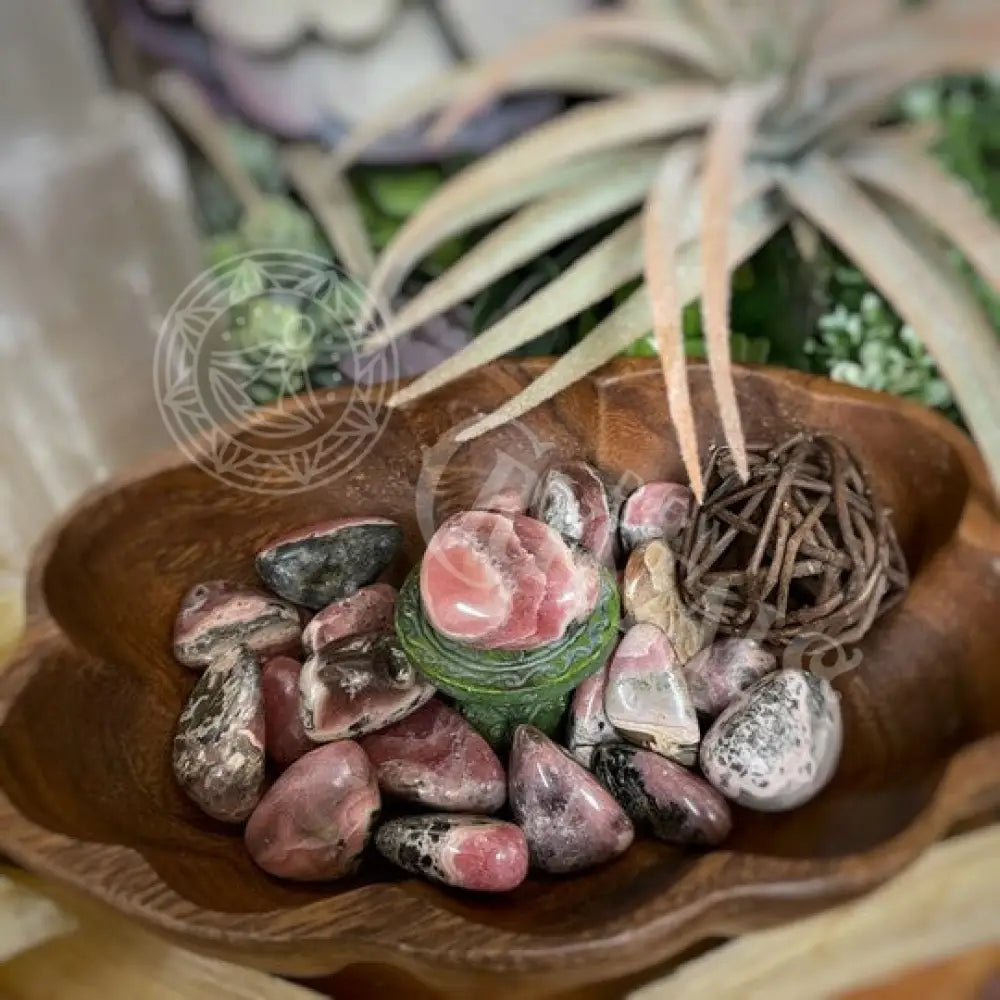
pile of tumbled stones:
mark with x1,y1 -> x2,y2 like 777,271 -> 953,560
171,461 -> 843,892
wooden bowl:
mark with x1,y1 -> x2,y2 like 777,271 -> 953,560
2,358 -> 1000,998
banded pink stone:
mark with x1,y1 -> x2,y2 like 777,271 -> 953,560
604,623 -> 700,765
420,511 -> 598,651
173,580 -> 301,670
509,725 -> 633,874
261,656 -> 314,766
683,637 -> 776,717
565,662 -> 616,769
360,699 -> 506,812
620,482 -> 692,552
302,583 -> 397,655
375,814 -> 529,892
245,741 -> 379,880
594,744 -> 731,847
299,631 -> 434,741
530,460 -> 618,566
172,645 -> 265,822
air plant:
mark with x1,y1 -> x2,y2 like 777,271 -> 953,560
340,0 -> 1000,498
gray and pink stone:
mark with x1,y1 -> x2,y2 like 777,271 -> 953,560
509,725 -> 633,874
299,630 -> 434,741
261,656 -> 314,766
604,623 -> 700,766
360,699 -> 506,813
593,744 -> 731,847
683,637 -> 776,717
420,511 -> 598,651
530,460 -> 618,567
173,580 -> 301,670
256,516 -> 403,610
245,741 -> 380,880
172,645 -> 265,822
620,482 -> 692,552
375,814 -> 529,892
302,583 -> 397,655
565,662 -> 616,769
700,669 -> 843,811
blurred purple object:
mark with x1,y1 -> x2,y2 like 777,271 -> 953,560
339,313 -> 474,381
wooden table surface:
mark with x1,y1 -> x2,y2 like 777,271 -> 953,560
1,587 -> 999,1000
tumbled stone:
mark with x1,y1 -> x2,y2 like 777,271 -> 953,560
300,630 -> 434,741
620,482 -> 692,552
623,539 -> 711,663
261,656 -> 314,766
302,583 -> 397,655
474,485 -> 531,515
593,744 -> 731,846
360,699 -> 505,812
684,637 -> 776,717
245,741 -> 379,880
604,623 -> 700,765
173,580 -> 301,670
375,814 -> 529,892
256,516 -> 403,609
420,511 -> 598,651
530,460 -> 619,566
172,645 -> 265,822
509,725 -> 633,873
700,669 -> 842,811
565,662 -> 616,768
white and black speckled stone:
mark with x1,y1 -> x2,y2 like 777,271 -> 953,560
256,516 -> 403,609
172,645 -> 265,822
593,744 -> 731,847
299,630 -> 434,742
565,662 -> 616,768
375,814 -> 529,892
699,669 -> 842,812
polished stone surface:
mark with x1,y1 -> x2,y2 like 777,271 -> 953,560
301,583 -> 397,654
375,814 -> 529,892
256,516 -> 402,609
684,637 -> 776,717
604,623 -> 700,765
173,580 -> 301,670
420,511 -> 598,650
623,539 -> 711,663
700,669 -> 843,811
299,630 -> 434,741
530,460 -> 618,566
593,744 -> 731,846
360,699 -> 506,812
261,655 -> 314,766
172,645 -> 265,822
565,661 -> 616,769
508,725 -> 633,873
245,741 -> 379,880
619,482 -> 692,552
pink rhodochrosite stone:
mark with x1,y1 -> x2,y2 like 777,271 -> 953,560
173,580 -> 302,670
565,661 -> 616,769
683,637 -> 777,717
605,623 -> 700,765
245,741 -> 379,880
302,584 -> 397,655
261,656 -> 314,766
620,482 -> 693,552
375,815 -> 529,892
172,645 -> 265,822
419,511 -> 598,650
299,631 -> 434,741
360,699 -> 506,812
509,725 -> 633,873
530,460 -> 618,566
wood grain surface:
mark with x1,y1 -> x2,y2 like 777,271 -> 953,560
1,359 -> 1000,997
